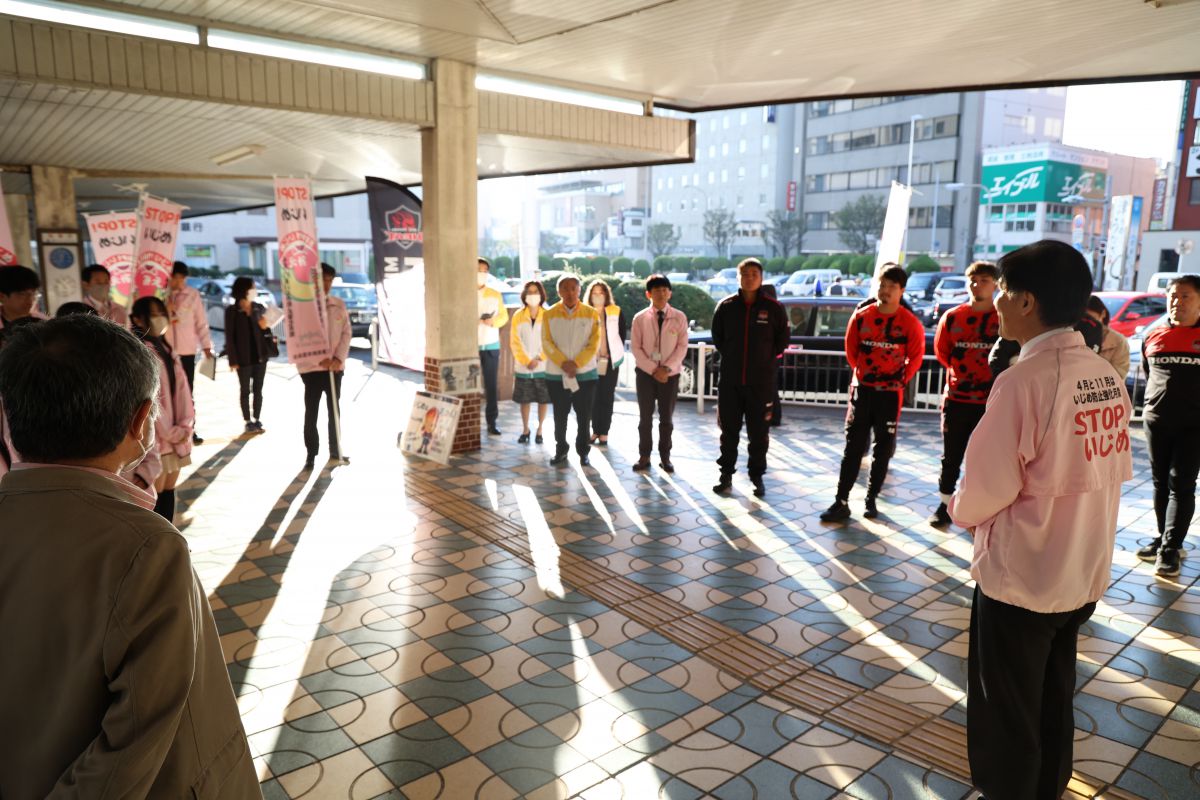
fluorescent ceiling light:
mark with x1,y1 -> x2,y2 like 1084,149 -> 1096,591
476,74 -> 644,116
208,29 -> 425,81
211,144 -> 264,166
0,0 -> 199,44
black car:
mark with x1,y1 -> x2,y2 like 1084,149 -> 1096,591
329,282 -> 378,337
680,297 -> 939,402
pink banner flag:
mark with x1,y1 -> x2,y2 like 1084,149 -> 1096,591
84,211 -> 137,309
134,195 -> 184,299
274,178 -> 329,366
0,183 -> 16,266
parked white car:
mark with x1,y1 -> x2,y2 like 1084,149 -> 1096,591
932,275 -> 969,305
778,269 -> 844,297
705,267 -> 739,298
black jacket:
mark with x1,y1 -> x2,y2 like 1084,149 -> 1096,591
989,315 -> 1104,377
224,302 -> 270,368
711,290 -> 789,389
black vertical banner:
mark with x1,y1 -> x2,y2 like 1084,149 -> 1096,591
366,176 -> 425,369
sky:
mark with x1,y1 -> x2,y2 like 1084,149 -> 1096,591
1062,80 -> 1184,163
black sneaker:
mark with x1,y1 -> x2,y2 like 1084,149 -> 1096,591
632,460 -> 651,472
244,422 -> 256,434
192,433 -> 205,446
1136,538 -> 1162,562
751,476 -> 766,498
253,420 -> 265,432
488,425 -> 501,435
550,451 -> 569,466
658,460 -> 675,474
927,503 -> 952,528
713,475 -> 733,494
863,495 -> 879,519
1155,547 -> 1181,577
580,456 -> 591,467
820,500 -> 851,522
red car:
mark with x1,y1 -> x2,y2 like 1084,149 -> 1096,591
1093,292 -> 1168,337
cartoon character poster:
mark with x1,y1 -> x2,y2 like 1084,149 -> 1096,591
400,390 -> 461,464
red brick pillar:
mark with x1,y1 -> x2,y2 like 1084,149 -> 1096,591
424,356 -> 481,454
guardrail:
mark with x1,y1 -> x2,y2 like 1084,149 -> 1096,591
618,343 -> 1148,420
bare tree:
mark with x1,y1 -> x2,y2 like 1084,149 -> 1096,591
703,208 -> 737,258
761,209 -> 807,258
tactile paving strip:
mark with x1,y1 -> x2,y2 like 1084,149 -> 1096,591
406,472 -> 1137,794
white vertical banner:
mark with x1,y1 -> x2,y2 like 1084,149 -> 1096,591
874,182 -> 913,274
0,182 -> 16,266
273,178 -> 329,367
84,211 -> 137,309
1103,195 -> 1134,291
133,195 -> 184,299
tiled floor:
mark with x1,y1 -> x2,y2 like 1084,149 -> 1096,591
177,351 -> 1199,799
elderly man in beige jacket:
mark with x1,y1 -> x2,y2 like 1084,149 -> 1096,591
0,315 -> 260,799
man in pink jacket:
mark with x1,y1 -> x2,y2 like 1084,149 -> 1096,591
950,240 -> 1132,800
299,263 -> 353,470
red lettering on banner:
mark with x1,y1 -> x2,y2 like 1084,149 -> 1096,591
1074,401 -> 1130,462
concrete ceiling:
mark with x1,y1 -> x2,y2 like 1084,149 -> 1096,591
3,1 -> 1199,217
98,0 -> 1200,108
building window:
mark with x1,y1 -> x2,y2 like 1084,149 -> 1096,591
739,110 -> 748,125
693,172 -> 700,185
1044,117 -> 1063,138
246,206 -> 268,216
708,145 -> 716,158
315,197 -> 334,217
656,178 -> 664,191
723,116 -> 730,130
710,119 -> 717,131
692,198 -> 699,210
656,201 -> 663,213
805,211 -> 831,229
760,164 -> 770,179
762,134 -> 770,150
667,177 -> 674,189
738,139 -> 747,154
736,194 -> 744,207
1190,179 -> 1200,205
759,193 -> 768,205
681,175 -> 688,187
708,171 -> 716,185
679,201 -> 686,211
721,142 -> 729,156
737,166 -> 746,181
721,169 -> 729,183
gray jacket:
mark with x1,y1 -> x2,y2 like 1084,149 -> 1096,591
0,466 -> 261,799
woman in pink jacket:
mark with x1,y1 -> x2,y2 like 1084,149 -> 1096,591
131,296 -> 194,522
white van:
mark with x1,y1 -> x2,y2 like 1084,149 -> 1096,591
778,269 -> 844,297
1146,271 -> 1198,293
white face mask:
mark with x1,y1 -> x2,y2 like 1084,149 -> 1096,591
477,275 -> 487,289
590,293 -> 604,307
524,295 -> 540,308
149,316 -> 169,337
129,411 -> 156,470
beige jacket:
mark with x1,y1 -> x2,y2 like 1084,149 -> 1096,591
0,466 -> 261,799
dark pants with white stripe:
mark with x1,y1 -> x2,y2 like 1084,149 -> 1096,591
479,348 -> 500,428
835,384 -> 902,501
968,586 -> 1095,800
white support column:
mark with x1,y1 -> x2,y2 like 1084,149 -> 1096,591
420,60 -> 481,454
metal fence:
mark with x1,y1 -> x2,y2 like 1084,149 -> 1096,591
619,343 -> 1148,420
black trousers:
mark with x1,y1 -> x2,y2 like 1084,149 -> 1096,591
968,586 -> 1095,800
938,398 -> 987,497
479,348 -> 500,427
1145,416 -> 1200,548
636,369 -> 679,459
591,364 -> 621,436
547,379 -> 596,457
835,384 -> 902,501
716,383 -> 772,478
236,362 -> 266,422
179,354 -> 196,391
301,371 -> 344,459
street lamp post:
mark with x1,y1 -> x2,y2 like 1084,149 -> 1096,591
906,114 -> 924,189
